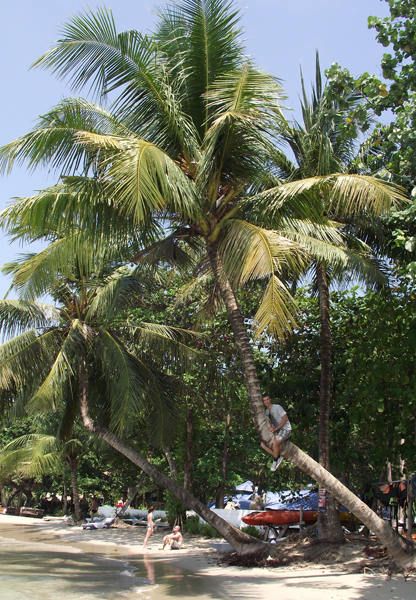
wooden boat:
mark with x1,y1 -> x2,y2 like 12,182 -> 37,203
242,509 -> 318,527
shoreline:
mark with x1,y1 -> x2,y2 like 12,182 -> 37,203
1,515 -> 416,599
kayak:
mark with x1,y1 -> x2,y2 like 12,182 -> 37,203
242,509 -> 359,527
242,510 -> 318,526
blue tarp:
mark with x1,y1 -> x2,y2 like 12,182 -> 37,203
208,482 -> 319,511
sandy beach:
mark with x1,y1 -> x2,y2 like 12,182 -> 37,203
0,514 -> 415,599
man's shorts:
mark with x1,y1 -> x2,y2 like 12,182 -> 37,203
274,428 -> 291,442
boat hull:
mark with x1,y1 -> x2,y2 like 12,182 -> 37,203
242,509 -> 360,527
242,510 -> 318,526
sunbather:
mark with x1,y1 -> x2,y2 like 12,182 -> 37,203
82,517 -> 114,530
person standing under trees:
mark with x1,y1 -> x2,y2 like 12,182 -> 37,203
260,394 -> 292,471
143,506 -> 155,550
90,496 -> 99,522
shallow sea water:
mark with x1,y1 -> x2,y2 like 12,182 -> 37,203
0,537 -> 159,600
0,528 -> 221,600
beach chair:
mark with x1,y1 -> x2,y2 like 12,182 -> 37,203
82,517 -> 115,530
131,516 -> 147,526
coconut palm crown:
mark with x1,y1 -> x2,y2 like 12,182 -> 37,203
0,266 -> 195,445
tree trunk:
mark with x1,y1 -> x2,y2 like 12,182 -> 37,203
118,471 -> 147,518
68,456 -> 83,523
183,407 -> 194,493
7,487 -> 19,507
316,264 -> 344,542
206,241 -> 416,566
281,440 -> 416,567
206,242 -> 268,438
216,482 -> 226,509
162,446 -> 178,480
1,485 -> 6,506
387,459 -> 393,483
24,481 -> 33,507
216,412 -> 231,509
407,475 -> 414,541
117,449 -> 154,518
62,481 -> 68,516
78,374 -> 265,555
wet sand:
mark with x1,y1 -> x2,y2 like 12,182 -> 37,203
1,515 -> 415,599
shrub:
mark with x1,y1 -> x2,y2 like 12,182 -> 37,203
241,525 -> 262,539
183,515 -> 201,535
182,515 -> 221,538
164,491 -> 186,525
199,524 -> 221,538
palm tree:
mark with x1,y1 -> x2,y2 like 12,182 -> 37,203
1,1 -> 414,564
0,432 -> 87,522
254,56 -> 401,542
0,263 -> 268,552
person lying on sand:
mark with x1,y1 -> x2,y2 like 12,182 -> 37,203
159,525 -> 183,550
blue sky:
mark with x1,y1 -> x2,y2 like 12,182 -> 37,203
0,0 -> 389,298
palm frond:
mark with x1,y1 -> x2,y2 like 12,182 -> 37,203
0,434 -> 61,478
199,64 -> 284,193
218,219 -> 308,287
0,98 -> 132,177
0,329 -> 61,392
327,174 -> 408,217
27,319 -> 87,414
0,300 -> 59,338
155,0 -> 244,132
252,274 -> 299,341
95,328 -> 179,442
76,135 -> 201,225
33,6 -> 154,98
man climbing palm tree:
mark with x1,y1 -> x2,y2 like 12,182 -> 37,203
260,394 -> 291,471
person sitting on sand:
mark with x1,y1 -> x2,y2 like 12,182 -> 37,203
159,525 -> 183,550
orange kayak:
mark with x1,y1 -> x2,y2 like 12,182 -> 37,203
242,510 -> 318,526
243,509 -> 360,527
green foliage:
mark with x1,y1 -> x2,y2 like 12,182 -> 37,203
198,524 -> 221,538
323,1 -> 416,190
163,490 -> 186,525
240,525 -> 262,539
257,280 -> 416,491
182,515 -> 201,535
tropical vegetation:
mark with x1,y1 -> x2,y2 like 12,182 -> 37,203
1,0 -> 416,566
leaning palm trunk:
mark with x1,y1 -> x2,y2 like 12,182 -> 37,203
207,242 -> 269,436
78,371 -> 265,555
316,264 -> 344,542
207,242 -> 416,566
281,441 -> 416,567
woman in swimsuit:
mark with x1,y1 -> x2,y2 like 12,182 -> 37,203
143,506 -> 155,549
